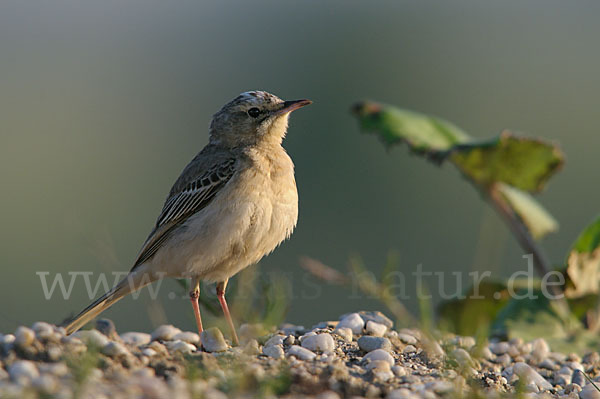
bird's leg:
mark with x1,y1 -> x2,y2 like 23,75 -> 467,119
216,279 -> 239,346
189,277 -> 204,343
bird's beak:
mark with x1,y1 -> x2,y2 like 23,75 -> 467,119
273,99 -> 312,116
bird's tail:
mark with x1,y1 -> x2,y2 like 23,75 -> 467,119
63,269 -> 155,335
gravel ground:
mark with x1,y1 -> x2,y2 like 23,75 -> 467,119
1,311 -> 599,399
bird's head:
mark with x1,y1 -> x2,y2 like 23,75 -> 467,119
209,91 -> 311,147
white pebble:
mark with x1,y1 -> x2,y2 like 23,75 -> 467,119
9,360 -> 39,385
31,322 -> 54,340
38,363 -> 69,377
301,333 -> 335,353
151,325 -> 181,341
490,341 -> 509,355
263,344 -> 284,359
201,328 -> 228,352
398,333 -> 418,345
333,327 -> 352,342
288,345 -> 316,361
403,345 -> 417,354
102,341 -> 130,357
513,362 -> 552,391
366,321 -> 387,337
142,348 -> 158,357
121,332 -> 151,346
387,388 -> 420,399
73,330 -> 109,347
166,340 -> 196,354
31,374 -> 58,393
172,332 -> 201,345
265,334 -> 285,347
337,313 -> 364,334
14,327 -> 35,348
531,338 -> 550,359
363,349 -> 394,367
392,365 -> 406,376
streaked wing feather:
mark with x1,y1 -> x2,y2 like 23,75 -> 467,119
132,158 -> 236,269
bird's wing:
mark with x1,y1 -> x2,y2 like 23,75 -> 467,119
131,156 -> 237,269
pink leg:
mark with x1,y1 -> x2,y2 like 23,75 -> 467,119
189,278 -> 203,346
216,280 -> 239,346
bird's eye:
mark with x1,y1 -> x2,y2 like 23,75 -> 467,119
247,107 -> 261,118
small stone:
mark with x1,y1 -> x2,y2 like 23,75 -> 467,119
568,361 -> 584,371
480,346 -> 494,360
392,365 -> 406,377
539,359 -> 557,370
316,391 -> 341,399
403,345 -> 417,354
452,348 -> 477,374
565,383 -> 583,394
243,339 -> 260,355
31,322 -> 54,340
265,334 -> 285,347
31,374 -> 58,394
580,384 -> 600,399
95,319 -> 117,339
0,368 -> 9,380
431,381 -> 454,394
166,340 -> 196,354
301,333 -> 335,353
102,341 -> 129,357
495,353 -> 512,366
358,336 -> 392,352
14,326 -> 35,348
46,345 -> 62,361
201,328 -> 228,352
173,331 -> 201,345
121,332 -> 151,346
398,333 -> 418,345
508,345 -> 521,358
73,329 -> 109,347
9,360 -> 39,385
284,335 -> 295,346
490,341 -> 510,355
288,345 -> 316,361
1,334 -> 15,351
531,338 -> 550,360
337,313 -> 365,334
363,348 -> 394,367
333,327 -> 352,343
151,325 -> 182,341
513,362 -> 552,391
263,344 -> 284,359
461,336 -> 476,349
142,348 -> 157,357
387,388 -> 420,399
357,311 -> 394,328
37,363 -> 68,377
572,370 -> 586,387
365,321 -> 387,337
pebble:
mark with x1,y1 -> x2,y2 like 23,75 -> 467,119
337,313 -> 364,334
243,339 -> 260,355
31,322 -> 54,340
365,321 -> 387,337
495,353 -> 512,366
333,327 -> 352,342
263,344 -> 284,359
121,332 -> 151,346
73,329 -> 109,347
265,334 -> 285,347
398,333 -> 418,345
8,360 -> 39,384
166,340 -> 196,354
95,319 -> 117,339
581,384 -> 600,399
172,332 -> 201,345
151,325 -> 182,341
539,358 -> 557,370
316,391 -> 341,399
32,374 -> 58,393
357,336 -> 392,352
200,328 -> 228,352
403,345 -> 417,354
142,348 -> 157,357
357,311 -> 394,328
14,326 -> 35,348
387,388 -> 420,399
572,370 -> 586,387
392,365 -> 406,376
531,338 -> 550,360
284,335 -> 296,346
287,345 -> 316,361
363,348 -> 394,367
513,362 -> 552,391
102,341 -> 130,357
490,341 -> 510,355
301,333 -> 335,353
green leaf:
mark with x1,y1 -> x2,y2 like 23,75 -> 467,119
352,101 -> 470,151
497,184 -> 559,239
450,131 -> 564,192
571,215 -> 600,254
492,291 -> 600,354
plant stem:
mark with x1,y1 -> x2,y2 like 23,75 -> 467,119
487,184 -> 552,278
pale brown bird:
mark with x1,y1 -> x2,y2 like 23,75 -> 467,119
64,91 -> 311,346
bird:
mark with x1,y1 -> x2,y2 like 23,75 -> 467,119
63,90 -> 311,346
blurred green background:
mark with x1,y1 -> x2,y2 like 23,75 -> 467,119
1,0 -> 599,333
